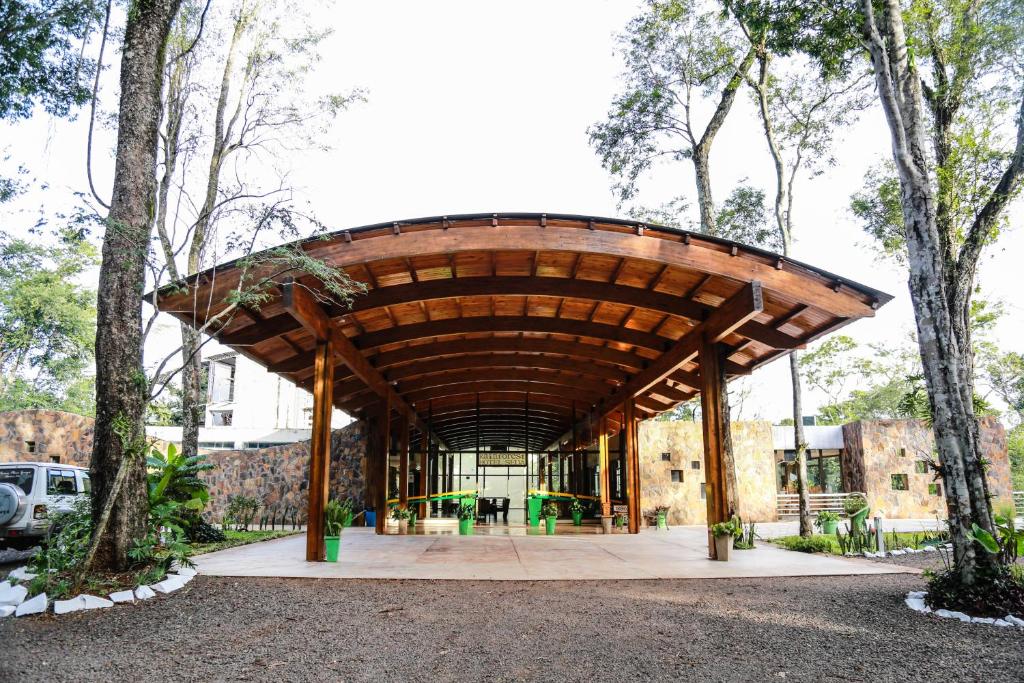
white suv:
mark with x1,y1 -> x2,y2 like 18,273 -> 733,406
0,463 -> 91,550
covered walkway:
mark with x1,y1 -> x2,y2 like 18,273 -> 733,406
156,213 -> 891,561
193,527 -> 916,580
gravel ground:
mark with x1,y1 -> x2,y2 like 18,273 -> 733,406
2,566 -> 1021,683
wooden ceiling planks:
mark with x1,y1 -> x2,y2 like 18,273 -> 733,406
152,213 -> 891,451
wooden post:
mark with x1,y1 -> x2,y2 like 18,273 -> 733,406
699,334 -> 730,558
397,412 -> 410,510
419,431 -> 429,518
598,419 -> 611,518
375,398 -> 391,534
306,338 -> 334,561
624,400 -> 640,534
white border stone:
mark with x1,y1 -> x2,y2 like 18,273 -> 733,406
906,591 -> 1024,631
15,593 -> 47,616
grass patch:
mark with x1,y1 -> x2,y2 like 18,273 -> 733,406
190,530 -> 301,555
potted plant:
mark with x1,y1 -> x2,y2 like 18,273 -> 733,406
710,518 -> 737,561
391,507 -> 410,535
654,505 -> 670,530
407,506 -> 417,530
814,510 -> 840,535
339,498 -> 355,528
543,502 -> 559,535
324,500 -> 346,562
844,494 -> 870,531
457,502 -> 475,535
569,497 -> 584,526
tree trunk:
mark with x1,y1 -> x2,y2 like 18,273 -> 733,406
691,146 -> 716,234
791,352 -> 812,536
87,0 -> 184,572
861,0 -> 996,584
178,326 -> 202,459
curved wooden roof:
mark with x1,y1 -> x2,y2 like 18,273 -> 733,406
154,212 -> 891,452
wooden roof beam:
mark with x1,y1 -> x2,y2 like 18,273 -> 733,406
280,279 -> 447,450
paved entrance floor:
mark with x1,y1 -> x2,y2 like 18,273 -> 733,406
194,525 -> 918,580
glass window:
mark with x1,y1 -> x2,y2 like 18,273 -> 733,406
691,460 -> 701,470
0,467 -> 35,494
890,473 -> 909,491
700,483 -> 706,499
914,461 -> 928,474
25,441 -> 36,453
928,483 -> 942,496
670,470 -> 683,483
47,469 -> 78,495
80,473 -> 91,495
661,452 -> 672,462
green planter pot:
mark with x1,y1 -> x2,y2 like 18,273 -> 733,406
527,496 -> 543,527
545,516 -> 557,535
821,519 -> 838,535
850,507 -> 870,531
571,511 -> 583,526
325,536 -> 341,562
657,512 -> 668,530
458,518 -> 473,535
408,512 -> 417,529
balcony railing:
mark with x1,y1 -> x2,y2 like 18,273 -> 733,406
776,492 -> 865,517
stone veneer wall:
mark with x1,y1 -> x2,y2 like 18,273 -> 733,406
841,418 -> 1014,519
0,409 -> 367,523
0,410 -> 95,466
637,420 -> 778,524
201,420 -> 367,521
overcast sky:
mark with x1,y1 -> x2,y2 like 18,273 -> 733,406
2,0 -> 1021,422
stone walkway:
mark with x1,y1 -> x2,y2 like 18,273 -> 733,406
194,525 -> 918,580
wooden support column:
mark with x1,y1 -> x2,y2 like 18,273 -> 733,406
418,431 -> 429,518
374,398 -> 391,534
305,338 -> 334,561
397,412 -> 410,510
699,334 -> 731,558
598,419 -> 611,518
624,398 -> 640,534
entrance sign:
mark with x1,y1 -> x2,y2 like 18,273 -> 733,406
478,452 -> 528,467
612,504 -> 628,514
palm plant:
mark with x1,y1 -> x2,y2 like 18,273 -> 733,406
147,442 -> 214,511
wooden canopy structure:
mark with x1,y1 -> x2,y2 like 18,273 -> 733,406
155,212 -> 891,560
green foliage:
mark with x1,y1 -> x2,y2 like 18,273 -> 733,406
542,502 -> 559,518
813,511 -> 839,529
24,498 -> 92,599
968,509 -> 1022,565
224,494 -> 260,532
588,0 -> 750,209
715,184 -> 781,250
189,529 -> 299,556
0,231 -> 98,415
391,506 -> 410,521
775,534 -> 833,554
1007,424 -> 1024,490
569,497 -> 584,514
710,518 -> 738,538
457,502 -> 476,521
843,493 -> 868,516
325,499 -> 348,536
0,1 -> 102,121
925,564 -> 1024,618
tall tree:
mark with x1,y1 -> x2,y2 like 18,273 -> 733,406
0,230 -> 97,414
857,0 -> 1023,586
150,0 -> 361,461
726,0 -> 872,535
85,0 -> 184,573
589,0 -> 756,234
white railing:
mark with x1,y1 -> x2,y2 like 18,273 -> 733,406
776,492 -> 865,517
1014,491 -> 1023,515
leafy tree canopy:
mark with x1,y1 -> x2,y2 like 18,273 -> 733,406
0,1 -> 103,121
0,229 -> 98,414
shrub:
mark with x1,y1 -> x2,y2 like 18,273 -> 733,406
776,535 -> 834,554
224,495 -> 260,531
542,502 -> 559,518
188,518 -> 226,544
925,565 -> 1024,618
25,498 -> 92,599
